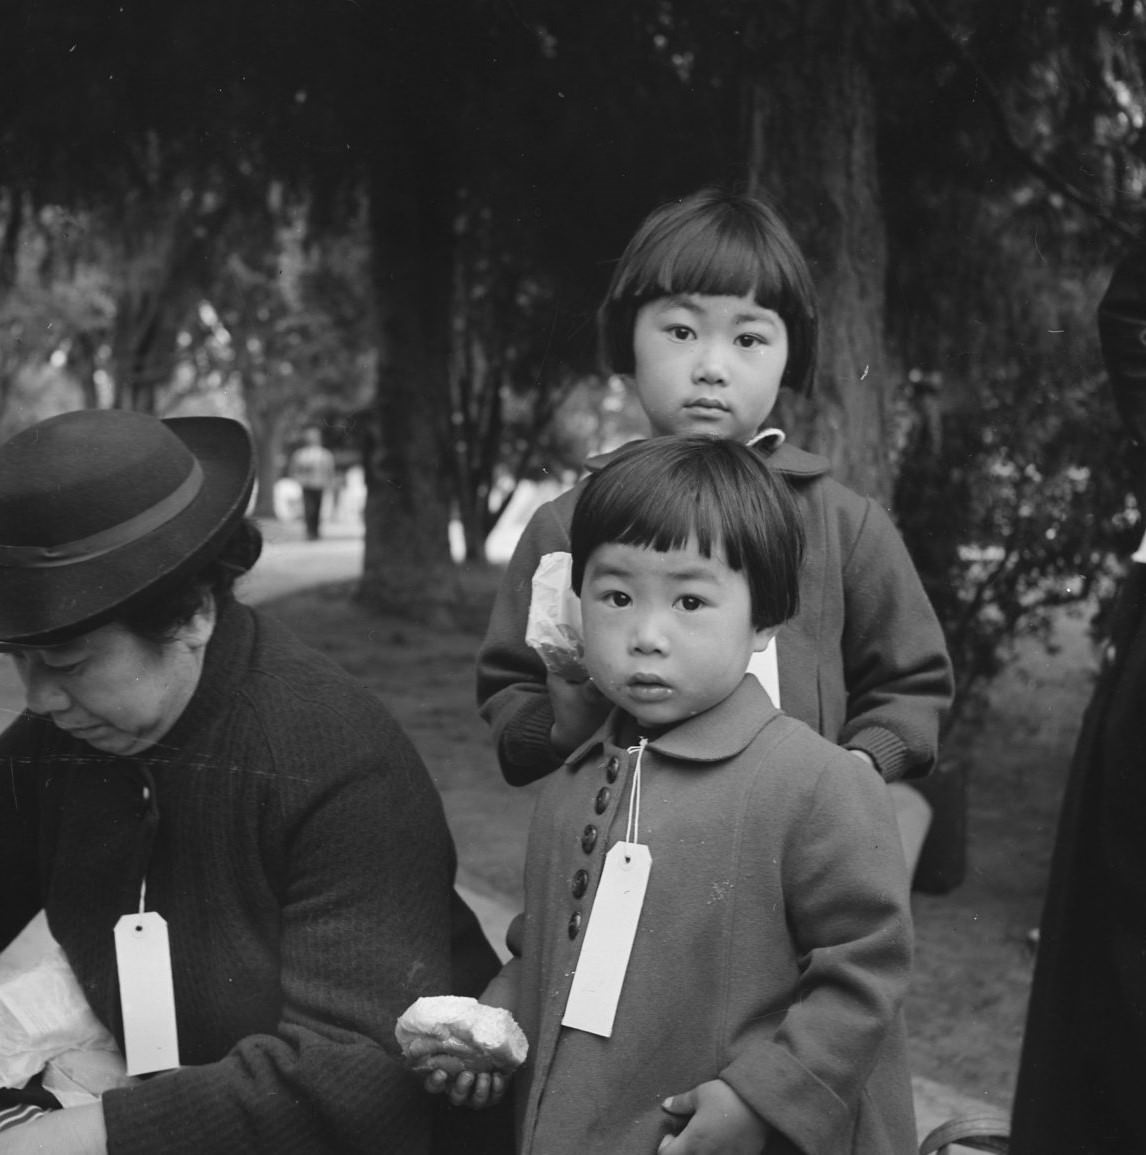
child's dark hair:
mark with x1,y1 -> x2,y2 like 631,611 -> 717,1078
599,187 -> 819,395
570,436 -> 805,630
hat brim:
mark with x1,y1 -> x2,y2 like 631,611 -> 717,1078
0,417 -> 255,646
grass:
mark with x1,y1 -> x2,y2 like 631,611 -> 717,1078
257,570 -> 1097,1111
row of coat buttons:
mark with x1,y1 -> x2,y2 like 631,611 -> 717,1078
569,755 -> 624,937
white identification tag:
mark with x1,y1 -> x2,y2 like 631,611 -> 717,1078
747,635 -> 780,707
114,910 -> 180,1075
561,841 -> 651,1038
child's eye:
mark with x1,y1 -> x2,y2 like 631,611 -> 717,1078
735,333 -> 767,348
677,595 -> 705,612
604,591 -> 631,608
666,324 -> 694,341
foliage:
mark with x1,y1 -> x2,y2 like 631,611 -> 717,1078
160,191 -> 375,514
3,0 -> 1146,659
876,0 -> 1146,710
896,362 -> 1138,720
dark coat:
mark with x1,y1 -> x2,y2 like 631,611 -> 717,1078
1011,247 -> 1146,1152
0,601 -> 510,1155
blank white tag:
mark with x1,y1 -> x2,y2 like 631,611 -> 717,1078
114,911 -> 180,1075
747,635 -> 780,707
561,841 -> 651,1038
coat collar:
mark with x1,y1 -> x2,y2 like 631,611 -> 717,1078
566,676 -> 783,768
584,436 -> 829,480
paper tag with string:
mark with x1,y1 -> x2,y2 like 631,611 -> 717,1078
562,741 -> 652,1038
114,878 -> 180,1075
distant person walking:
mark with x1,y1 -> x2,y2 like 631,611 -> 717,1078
289,426 -> 336,541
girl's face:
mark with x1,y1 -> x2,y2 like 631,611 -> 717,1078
11,614 -> 213,756
626,293 -> 789,442
580,536 -> 774,731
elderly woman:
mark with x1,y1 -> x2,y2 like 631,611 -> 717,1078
0,410 -> 508,1154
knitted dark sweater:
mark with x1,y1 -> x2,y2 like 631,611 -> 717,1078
0,601 -> 501,1154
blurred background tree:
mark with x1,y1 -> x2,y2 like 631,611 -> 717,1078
0,0 -> 1144,711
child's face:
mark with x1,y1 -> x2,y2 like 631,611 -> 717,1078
625,293 -> 788,442
580,536 -> 774,731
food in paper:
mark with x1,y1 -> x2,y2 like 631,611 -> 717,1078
395,995 -> 528,1075
0,911 -> 129,1098
525,551 -> 587,681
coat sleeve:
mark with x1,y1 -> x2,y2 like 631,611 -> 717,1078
0,716 -> 45,950
100,742 -> 468,1155
1098,245 -> 1146,449
836,495 -> 954,780
475,495 -> 575,786
719,752 -> 913,1153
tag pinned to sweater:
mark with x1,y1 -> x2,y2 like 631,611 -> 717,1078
114,911 -> 180,1075
561,842 -> 651,1038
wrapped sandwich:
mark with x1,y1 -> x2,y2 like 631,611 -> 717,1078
395,995 -> 528,1076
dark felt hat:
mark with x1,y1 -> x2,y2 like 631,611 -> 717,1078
0,409 -> 255,646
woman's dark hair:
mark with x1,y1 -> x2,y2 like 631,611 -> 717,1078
119,518 -> 264,643
598,187 -> 820,396
570,436 -> 805,630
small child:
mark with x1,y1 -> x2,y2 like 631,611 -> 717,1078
440,437 -> 916,1153
477,188 -> 952,831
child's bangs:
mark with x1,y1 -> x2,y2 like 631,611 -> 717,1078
647,217 -> 790,311
605,483 -> 729,562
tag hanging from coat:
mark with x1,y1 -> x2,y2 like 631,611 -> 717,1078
562,740 -> 652,1038
114,877 -> 180,1075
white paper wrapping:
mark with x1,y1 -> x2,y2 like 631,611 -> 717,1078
0,911 -> 132,1103
525,551 -> 587,680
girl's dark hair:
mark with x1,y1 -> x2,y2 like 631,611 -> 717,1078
599,187 -> 819,396
570,436 -> 805,630
119,518 -> 264,643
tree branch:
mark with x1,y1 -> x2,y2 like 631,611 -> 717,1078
908,0 -> 1143,244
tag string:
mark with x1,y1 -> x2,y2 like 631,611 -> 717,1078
624,739 -> 647,846
138,876 -> 147,917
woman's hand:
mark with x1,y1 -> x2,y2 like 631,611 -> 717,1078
422,1063 -> 509,1109
0,1103 -> 107,1154
547,672 -> 610,756
658,1079 -> 768,1154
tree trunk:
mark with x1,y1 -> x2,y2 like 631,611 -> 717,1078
744,0 -> 894,503
247,401 -> 293,521
358,117 -> 459,622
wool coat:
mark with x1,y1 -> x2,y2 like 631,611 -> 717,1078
0,600 -> 509,1155
477,438 -> 953,786
1011,246 -> 1146,1152
508,677 -> 916,1155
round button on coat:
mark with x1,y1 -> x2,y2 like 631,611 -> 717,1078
568,910 -> 582,938
594,787 -> 611,814
581,825 -> 598,853
605,756 -> 620,783
571,869 -> 589,898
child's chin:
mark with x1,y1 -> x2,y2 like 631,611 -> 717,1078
630,706 -> 685,730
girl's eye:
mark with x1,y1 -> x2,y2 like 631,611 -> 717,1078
678,595 -> 704,612
666,325 -> 694,341
604,591 -> 631,608
735,333 -> 765,348
44,661 -> 82,676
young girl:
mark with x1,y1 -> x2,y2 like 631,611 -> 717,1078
476,189 -> 952,857
442,437 -> 916,1153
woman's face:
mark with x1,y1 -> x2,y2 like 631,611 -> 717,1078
11,612 -> 214,756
